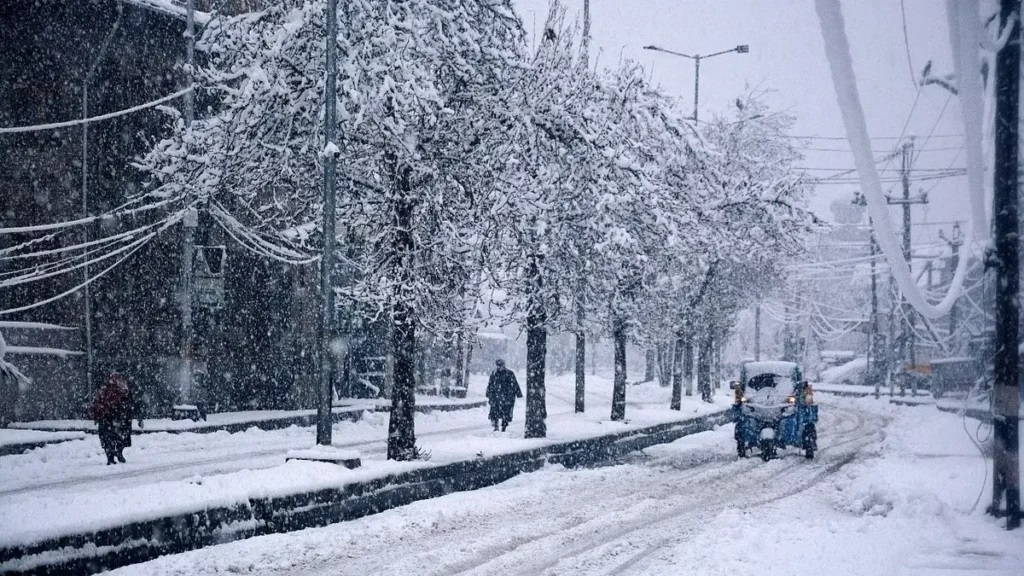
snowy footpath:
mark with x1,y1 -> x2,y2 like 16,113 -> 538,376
101,397 -> 1023,576
0,371 -> 727,572
7,396 -> 485,435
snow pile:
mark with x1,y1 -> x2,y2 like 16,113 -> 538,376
819,357 -> 866,384
284,446 -> 360,462
0,429 -> 86,449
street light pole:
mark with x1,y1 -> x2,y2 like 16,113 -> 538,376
693,55 -> 700,122
81,2 -> 123,393
643,44 -> 749,122
317,0 -> 340,446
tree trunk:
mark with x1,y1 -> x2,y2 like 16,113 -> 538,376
575,331 -> 586,413
698,332 -> 713,403
387,170 -> 417,461
463,335 -> 473,392
683,335 -> 694,397
525,256 -> 547,438
671,334 -> 685,410
714,328 -> 724,389
644,348 -> 656,382
611,317 -> 627,421
454,332 -> 465,391
388,299 -> 417,460
657,341 -> 672,387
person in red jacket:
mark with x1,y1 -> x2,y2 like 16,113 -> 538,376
89,372 -> 141,465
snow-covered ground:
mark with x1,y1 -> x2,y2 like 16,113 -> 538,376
0,370 -> 726,551
0,428 -> 86,448
9,396 -> 484,433
104,397 -> 1023,576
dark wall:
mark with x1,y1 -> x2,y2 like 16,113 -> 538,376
0,0 -> 186,417
0,1 -> 333,419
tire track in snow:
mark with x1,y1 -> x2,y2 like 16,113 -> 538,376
439,403 -> 883,576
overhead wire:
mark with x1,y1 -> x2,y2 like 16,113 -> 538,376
0,207 -> 190,315
900,0 -> 917,89
0,85 -> 193,134
0,210 -> 184,288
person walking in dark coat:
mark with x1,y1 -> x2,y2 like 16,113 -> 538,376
486,359 -> 522,431
89,372 -> 142,465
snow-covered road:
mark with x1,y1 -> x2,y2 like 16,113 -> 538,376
10,378 -> 1022,575
108,399 -> 1020,576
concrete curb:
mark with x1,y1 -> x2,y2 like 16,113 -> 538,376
0,409 -> 731,576
0,438 -> 84,458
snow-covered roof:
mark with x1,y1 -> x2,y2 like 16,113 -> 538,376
743,361 -> 799,376
123,0 -> 212,25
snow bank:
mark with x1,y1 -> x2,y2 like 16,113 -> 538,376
819,357 -> 866,383
0,429 -> 86,449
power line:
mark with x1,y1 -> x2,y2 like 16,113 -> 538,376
913,92 -> 955,168
0,85 -> 193,134
795,145 -> 963,153
788,133 -> 962,141
900,0 -> 917,89
799,166 -> 965,172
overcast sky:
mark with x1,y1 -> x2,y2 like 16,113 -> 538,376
513,0 -> 979,249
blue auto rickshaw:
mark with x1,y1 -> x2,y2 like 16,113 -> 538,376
731,361 -> 818,461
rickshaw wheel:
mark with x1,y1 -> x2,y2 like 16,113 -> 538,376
737,441 -> 748,458
759,439 -> 775,462
803,424 -> 817,460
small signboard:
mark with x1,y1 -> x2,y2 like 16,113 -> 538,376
194,246 -> 226,308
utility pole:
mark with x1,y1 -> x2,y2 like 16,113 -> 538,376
81,2 -> 122,393
869,227 -> 881,398
989,0 -> 1021,530
582,0 -> 591,65
179,206 -> 197,406
753,305 -> 761,361
178,0 -> 197,415
317,0 -> 339,445
851,200 -> 882,397
575,0 -> 590,413
871,143 -> 929,395
900,141 -> 916,396
185,0 -> 195,125
692,55 -> 700,122
939,222 -> 964,335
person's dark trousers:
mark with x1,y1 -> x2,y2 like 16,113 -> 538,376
98,420 -> 119,464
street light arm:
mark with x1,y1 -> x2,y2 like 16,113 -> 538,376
642,45 -> 696,60
703,46 -> 747,60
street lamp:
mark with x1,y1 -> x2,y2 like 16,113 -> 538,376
643,44 -> 749,122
